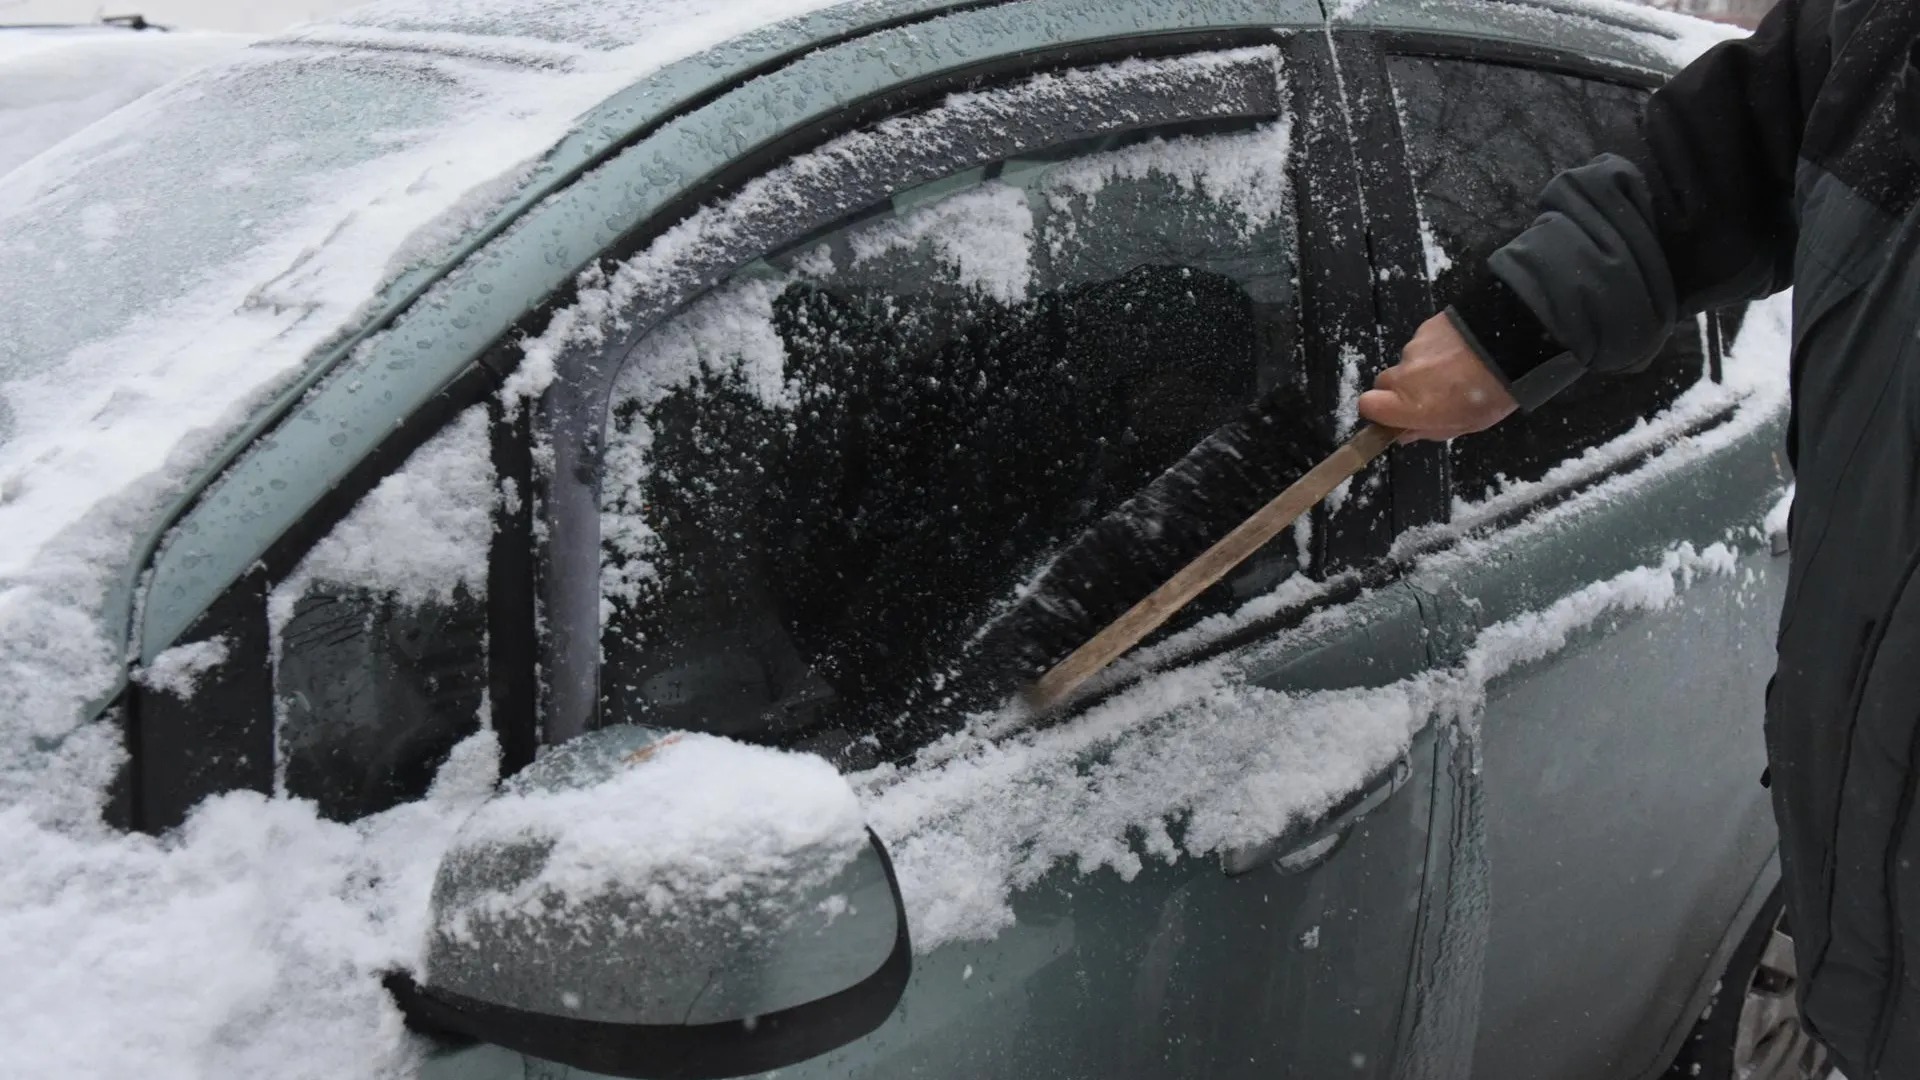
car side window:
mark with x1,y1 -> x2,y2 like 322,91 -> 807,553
270,405 -> 495,821
1387,56 -> 1706,500
597,121 -> 1303,757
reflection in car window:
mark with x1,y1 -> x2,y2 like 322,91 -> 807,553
597,121 -> 1302,758
271,406 -> 494,822
1389,57 -> 1703,499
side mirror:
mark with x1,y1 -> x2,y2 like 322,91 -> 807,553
388,726 -> 910,1079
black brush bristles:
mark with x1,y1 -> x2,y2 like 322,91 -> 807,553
966,383 -> 1333,703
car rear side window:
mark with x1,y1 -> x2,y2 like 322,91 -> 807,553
596,120 -> 1303,757
270,406 -> 494,822
1387,56 -> 1705,500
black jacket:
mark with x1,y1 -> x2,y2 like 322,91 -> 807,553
1452,0 -> 1920,1073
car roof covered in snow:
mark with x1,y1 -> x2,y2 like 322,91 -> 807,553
0,0 -> 1734,761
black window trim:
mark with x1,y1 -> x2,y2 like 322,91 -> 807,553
1327,30 -> 1452,543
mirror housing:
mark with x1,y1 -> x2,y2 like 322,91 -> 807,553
389,726 -> 910,1079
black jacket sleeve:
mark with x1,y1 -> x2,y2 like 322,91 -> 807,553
1450,0 -> 1831,410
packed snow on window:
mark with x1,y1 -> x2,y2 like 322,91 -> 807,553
598,270 -> 811,613
1039,111 -> 1292,234
589,50 -> 1283,613
133,636 -> 232,701
1419,216 -> 1455,280
271,405 -> 496,626
849,184 -> 1037,302
515,46 -> 1284,404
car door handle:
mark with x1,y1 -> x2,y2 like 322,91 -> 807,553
1219,755 -> 1413,877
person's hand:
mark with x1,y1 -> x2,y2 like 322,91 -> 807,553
1359,313 -> 1518,443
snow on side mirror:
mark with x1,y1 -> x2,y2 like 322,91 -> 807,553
387,726 -> 909,1079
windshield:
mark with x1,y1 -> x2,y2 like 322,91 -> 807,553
0,29 -> 251,178
0,48 -> 463,450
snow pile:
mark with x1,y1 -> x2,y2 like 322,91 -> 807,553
438,733 -> 867,931
1766,483 -> 1795,537
0,730 -> 501,1080
1459,541 -> 1738,693
1418,217 -> 1454,280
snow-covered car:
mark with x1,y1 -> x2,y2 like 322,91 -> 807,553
0,18 -> 251,178
0,1 -> 1813,1078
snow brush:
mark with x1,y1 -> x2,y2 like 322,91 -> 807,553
991,407 -> 1401,716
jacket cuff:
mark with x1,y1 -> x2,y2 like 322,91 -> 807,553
1446,265 -> 1586,412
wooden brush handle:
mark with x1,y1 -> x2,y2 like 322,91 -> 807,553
1023,422 -> 1403,713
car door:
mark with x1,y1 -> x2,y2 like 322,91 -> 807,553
500,28 -> 1455,1080
1341,32 -> 1791,1080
